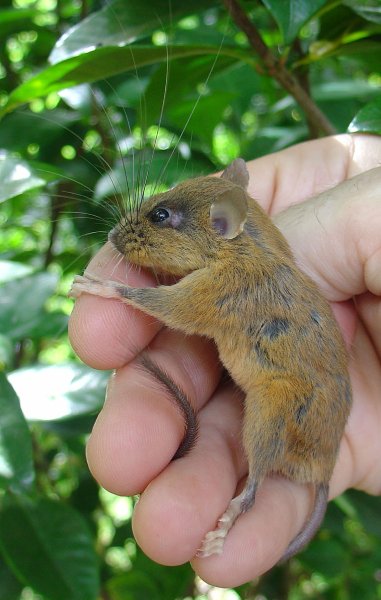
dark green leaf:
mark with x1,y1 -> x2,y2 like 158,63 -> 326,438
0,152 -> 46,203
0,335 -> 13,370
8,363 -> 109,422
168,91 -> 236,144
210,61 -> 266,113
299,536 -> 350,576
44,414 -> 98,436
0,372 -> 35,491
0,494 -> 99,600
139,55 -> 235,127
0,8 -> 40,39
343,0 -> 381,24
107,572 -> 161,600
0,557 -> 22,600
50,0 -> 219,63
329,40 -> 381,63
0,109 -> 83,156
348,97 -> 381,135
346,489 -> 381,538
323,499 -> 347,537
107,550 -> 194,600
71,473 -> 100,515
244,125 -> 306,158
262,0 -> 328,43
317,3 -> 360,41
313,79 -> 381,102
1,44 -> 249,117
346,578 -> 381,600
0,272 -> 58,341
111,522 -> 134,547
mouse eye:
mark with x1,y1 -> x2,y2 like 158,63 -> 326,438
149,207 -> 171,224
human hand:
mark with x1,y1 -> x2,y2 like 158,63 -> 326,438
68,133 -> 381,587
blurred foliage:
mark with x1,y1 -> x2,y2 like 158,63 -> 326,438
0,0 -> 381,599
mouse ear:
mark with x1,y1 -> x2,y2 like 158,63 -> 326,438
221,158 -> 249,190
210,187 -> 248,239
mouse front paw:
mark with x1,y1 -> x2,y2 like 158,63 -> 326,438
69,273 -> 124,301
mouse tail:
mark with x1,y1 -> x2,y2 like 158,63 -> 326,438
279,482 -> 328,563
139,353 -> 198,459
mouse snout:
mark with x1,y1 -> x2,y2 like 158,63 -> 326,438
108,221 -> 147,257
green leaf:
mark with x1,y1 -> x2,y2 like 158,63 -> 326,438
50,0 -> 219,63
0,152 -> 46,203
107,551 -> 194,600
0,372 -> 35,491
244,125 -> 307,159
0,494 -> 99,600
299,536 -> 350,577
8,363 -> 109,422
343,0 -> 381,24
168,91 -> 236,144
347,489 -> 381,538
0,557 -> 22,600
0,260 -> 34,283
139,54 -> 235,127
0,8 -> 40,39
107,572 -> 161,600
0,109 -> 83,155
1,44 -> 249,117
0,272 -> 58,341
0,335 -> 13,371
313,79 -> 381,102
262,0 -> 328,43
348,97 -> 381,135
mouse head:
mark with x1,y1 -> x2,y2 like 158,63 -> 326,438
109,158 -> 250,276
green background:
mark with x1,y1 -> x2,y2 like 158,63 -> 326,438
1,0 -> 381,598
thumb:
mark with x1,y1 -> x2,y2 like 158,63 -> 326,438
273,167 -> 381,301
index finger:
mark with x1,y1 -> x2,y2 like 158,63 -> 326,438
68,242 -> 161,369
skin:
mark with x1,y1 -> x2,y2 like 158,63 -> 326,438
69,133 -> 381,587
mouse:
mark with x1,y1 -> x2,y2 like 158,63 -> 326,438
69,158 -> 352,561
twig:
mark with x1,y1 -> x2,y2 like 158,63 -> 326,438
223,0 -> 336,136
292,38 -> 320,138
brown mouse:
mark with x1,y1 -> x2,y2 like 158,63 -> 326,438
70,159 -> 351,561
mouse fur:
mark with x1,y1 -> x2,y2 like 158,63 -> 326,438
70,159 -> 352,560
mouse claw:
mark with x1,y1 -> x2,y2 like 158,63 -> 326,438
217,513 -> 232,526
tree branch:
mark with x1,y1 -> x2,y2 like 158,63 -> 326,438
292,38 -> 320,139
223,0 -> 336,137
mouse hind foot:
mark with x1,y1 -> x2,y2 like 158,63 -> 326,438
279,482 -> 328,563
196,479 -> 257,557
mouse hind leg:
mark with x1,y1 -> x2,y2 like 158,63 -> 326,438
197,396 -> 285,557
